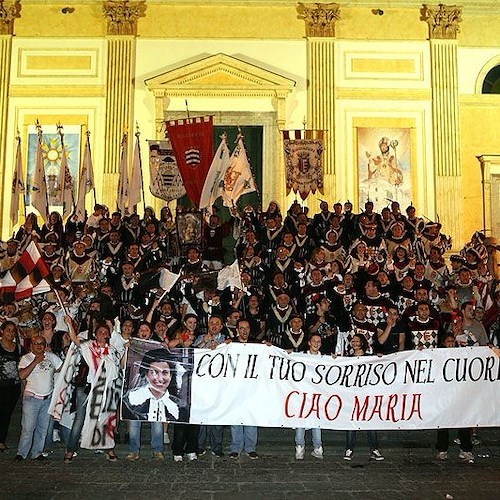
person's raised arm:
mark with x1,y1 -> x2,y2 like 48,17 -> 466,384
64,314 -> 81,346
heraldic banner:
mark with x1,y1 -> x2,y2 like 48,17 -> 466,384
283,129 -> 324,200
122,340 -> 500,430
148,139 -> 186,202
166,116 -> 214,208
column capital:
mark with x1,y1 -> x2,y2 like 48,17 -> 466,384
102,0 -> 146,36
297,3 -> 340,38
420,4 -> 462,40
0,0 -> 20,35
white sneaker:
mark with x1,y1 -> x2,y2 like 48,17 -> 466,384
52,430 -> 61,443
295,445 -> 305,460
436,451 -> 448,460
453,438 -> 461,445
459,451 -> 474,463
343,449 -> 353,461
311,447 -> 324,460
187,452 -> 197,461
371,449 -> 385,461
173,455 -> 183,462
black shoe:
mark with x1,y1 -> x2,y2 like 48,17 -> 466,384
197,448 -> 206,456
14,455 -> 24,462
229,452 -> 239,459
247,451 -> 259,460
34,455 -> 48,461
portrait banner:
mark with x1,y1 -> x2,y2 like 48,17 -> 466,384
283,130 -> 324,200
166,116 -> 214,208
357,127 -> 411,211
176,211 -> 203,248
148,139 -> 186,202
121,342 -> 500,430
121,339 -> 194,423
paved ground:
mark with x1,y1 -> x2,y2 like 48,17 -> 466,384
2,408 -> 499,499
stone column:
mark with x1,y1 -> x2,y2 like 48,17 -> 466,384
102,0 -> 145,209
298,3 -> 339,206
421,4 -> 462,247
0,0 -> 20,234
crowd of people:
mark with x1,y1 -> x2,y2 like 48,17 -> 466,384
0,198 -> 499,466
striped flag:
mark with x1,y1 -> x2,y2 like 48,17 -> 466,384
117,132 -> 130,215
10,136 -> 25,227
75,131 -> 95,223
0,241 -> 51,301
31,123 -> 49,223
199,134 -> 231,211
128,131 -> 143,210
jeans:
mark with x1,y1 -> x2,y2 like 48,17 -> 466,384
230,425 -> 258,453
295,428 -> 322,449
66,386 -> 89,453
199,425 -> 224,455
128,420 -> 164,453
17,394 -> 51,459
0,384 -> 21,445
345,430 -> 379,451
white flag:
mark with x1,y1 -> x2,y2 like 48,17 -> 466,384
159,268 -> 180,292
128,132 -> 143,210
117,133 -> 129,215
199,135 -> 231,211
217,260 -> 243,290
75,132 -> 95,223
58,133 -> 74,219
10,137 -> 25,227
222,137 -> 257,207
31,125 -> 49,223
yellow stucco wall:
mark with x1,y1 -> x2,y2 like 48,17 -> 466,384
2,1 -> 500,246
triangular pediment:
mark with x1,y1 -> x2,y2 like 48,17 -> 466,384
145,53 -> 295,98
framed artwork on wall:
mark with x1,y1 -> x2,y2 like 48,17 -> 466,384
357,127 -> 412,211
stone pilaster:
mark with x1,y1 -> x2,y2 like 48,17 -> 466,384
102,1 -> 145,208
421,4 -> 462,246
0,0 -> 20,234
298,3 -> 339,206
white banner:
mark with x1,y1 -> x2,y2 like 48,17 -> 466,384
122,341 -> 500,430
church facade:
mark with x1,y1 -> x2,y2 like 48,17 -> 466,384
1,0 -> 499,249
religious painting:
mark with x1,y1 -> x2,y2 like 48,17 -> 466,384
357,127 -> 412,211
176,211 -> 203,248
26,124 -> 81,208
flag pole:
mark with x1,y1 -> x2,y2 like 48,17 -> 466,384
136,122 -> 146,215
53,286 -> 69,317
16,130 -> 27,220
57,123 -> 76,215
35,120 -> 50,222
86,130 -> 97,207
185,99 -> 190,121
